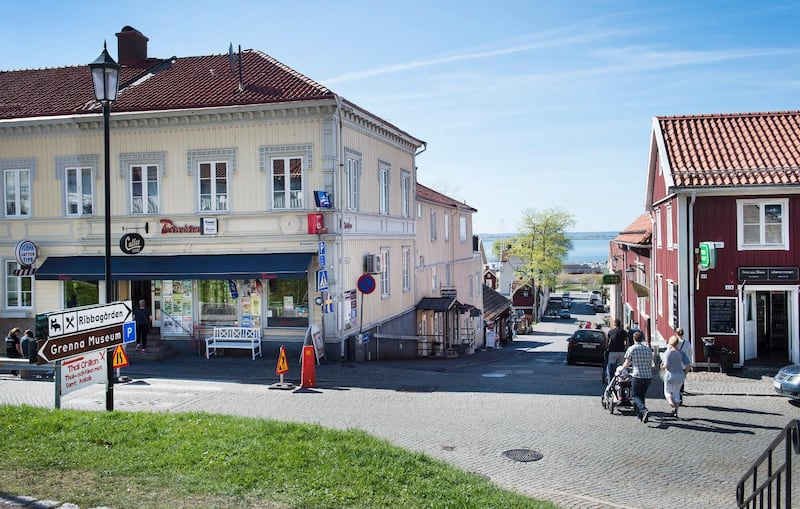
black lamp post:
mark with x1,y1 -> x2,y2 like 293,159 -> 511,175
89,42 -> 120,411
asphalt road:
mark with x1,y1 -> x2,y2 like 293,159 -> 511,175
1,292 -> 797,509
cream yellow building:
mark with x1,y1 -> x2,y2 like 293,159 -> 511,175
0,26 -> 430,360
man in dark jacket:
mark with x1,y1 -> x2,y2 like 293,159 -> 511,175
605,319 -> 628,383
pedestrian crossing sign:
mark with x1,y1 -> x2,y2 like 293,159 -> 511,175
112,344 -> 129,369
317,270 -> 329,291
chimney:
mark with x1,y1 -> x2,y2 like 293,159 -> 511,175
115,26 -> 149,66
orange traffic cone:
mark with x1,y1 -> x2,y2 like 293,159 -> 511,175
300,345 -> 316,388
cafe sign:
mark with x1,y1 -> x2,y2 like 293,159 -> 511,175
119,233 -> 145,255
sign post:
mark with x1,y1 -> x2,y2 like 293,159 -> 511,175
356,274 -> 376,345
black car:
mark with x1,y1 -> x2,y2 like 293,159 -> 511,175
566,329 -> 607,365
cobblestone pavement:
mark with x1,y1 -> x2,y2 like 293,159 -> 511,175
0,331 -> 796,509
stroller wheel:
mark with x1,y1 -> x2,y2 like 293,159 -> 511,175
601,397 -> 607,409
609,402 -> 615,414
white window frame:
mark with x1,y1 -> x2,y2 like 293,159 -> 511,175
667,279 -> 675,328
346,152 -> 361,211
432,266 -> 438,292
3,168 -> 31,218
401,171 -> 411,218
271,156 -> 304,210
655,207 -> 662,249
5,260 -> 33,309
65,166 -> 94,217
444,213 -> 450,241
666,203 -> 673,251
469,274 -> 474,298
378,162 -> 390,215
460,216 -> 468,241
198,161 -> 229,212
657,274 -> 663,317
430,210 -> 438,241
737,198 -> 790,250
402,246 -> 411,291
417,202 -> 422,218
380,248 -> 390,297
129,163 -> 160,214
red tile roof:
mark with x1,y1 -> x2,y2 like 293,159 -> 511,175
416,183 -> 477,212
614,213 -> 651,245
0,49 -> 333,120
657,111 -> 800,187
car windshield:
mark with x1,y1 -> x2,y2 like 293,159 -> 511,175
572,331 -> 604,342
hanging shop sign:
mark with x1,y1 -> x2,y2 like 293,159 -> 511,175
14,239 -> 39,267
119,233 -> 145,255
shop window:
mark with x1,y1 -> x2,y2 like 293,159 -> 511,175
5,261 -> 33,308
163,280 -> 195,336
267,277 -> 309,328
63,280 -> 99,308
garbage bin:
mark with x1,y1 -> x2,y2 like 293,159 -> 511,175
701,337 -> 716,359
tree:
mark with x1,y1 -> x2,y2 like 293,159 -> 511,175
507,207 -> 575,289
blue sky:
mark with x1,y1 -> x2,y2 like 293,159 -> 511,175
3,1 -> 800,234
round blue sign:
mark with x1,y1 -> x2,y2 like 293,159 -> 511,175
357,273 -> 376,294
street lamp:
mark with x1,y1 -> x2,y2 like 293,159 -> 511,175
89,42 -> 120,411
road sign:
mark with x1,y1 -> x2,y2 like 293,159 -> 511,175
357,273 -> 376,294
60,349 -> 107,397
38,324 -> 124,363
123,322 -> 137,343
319,254 -> 326,268
318,241 -> 326,256
602,273 -> 621,285
317,270 -> 329,291
46,301 -> 132,338
276,346 -> 289,375
112,344 -> 129,369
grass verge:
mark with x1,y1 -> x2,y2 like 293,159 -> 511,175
0,405 -> 559,509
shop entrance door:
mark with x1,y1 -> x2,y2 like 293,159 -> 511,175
131,280 -> 159,329
744,289 -> 791,365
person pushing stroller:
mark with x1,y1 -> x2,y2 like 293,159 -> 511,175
604,319 -> 628,385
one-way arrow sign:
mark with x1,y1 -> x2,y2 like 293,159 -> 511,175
47,301 -> 132,338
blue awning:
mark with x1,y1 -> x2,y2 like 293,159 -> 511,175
36,253 -> 313,281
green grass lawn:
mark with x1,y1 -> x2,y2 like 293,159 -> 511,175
0,405 -> 559,509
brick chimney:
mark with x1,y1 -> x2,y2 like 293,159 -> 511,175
115,26 -> 149,66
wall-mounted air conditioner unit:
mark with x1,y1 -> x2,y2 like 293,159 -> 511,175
365,254 -> 382,274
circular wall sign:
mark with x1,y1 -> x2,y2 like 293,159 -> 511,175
14,240 -> 38,267
119,233 -> 145,255
357,273 -> 377,294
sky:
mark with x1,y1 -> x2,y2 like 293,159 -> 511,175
3,1 -> 800,234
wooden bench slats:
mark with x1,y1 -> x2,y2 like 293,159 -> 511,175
205,327 -> 262,360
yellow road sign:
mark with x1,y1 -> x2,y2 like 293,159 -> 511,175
276,346 -> 289,375
112,344 -> 129,369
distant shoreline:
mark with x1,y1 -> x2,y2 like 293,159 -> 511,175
481,232 -> 614,265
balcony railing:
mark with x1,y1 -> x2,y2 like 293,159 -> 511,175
736,419 -> 800,508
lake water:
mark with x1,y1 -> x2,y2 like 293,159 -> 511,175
481,232 -> 616,264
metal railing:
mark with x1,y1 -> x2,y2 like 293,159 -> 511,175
736,419 -> 800,508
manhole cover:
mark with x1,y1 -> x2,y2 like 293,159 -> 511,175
502,449 -> 543,462
396,385 -> 437,392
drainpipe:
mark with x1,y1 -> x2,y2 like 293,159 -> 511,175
687,191 -> 696,364
412,142 -> 427,341
334,94 -> 346,359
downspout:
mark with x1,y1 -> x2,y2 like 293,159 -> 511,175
687,191 -> 696,365
649,212 -> 657,346
334,94 -> 346,359
412,142 -> 427,337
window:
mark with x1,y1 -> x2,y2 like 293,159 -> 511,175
460,216 -> 468,241
346,152 -> 361,211
667,280 -> 675,328
402,246 -> 411,291
430,210 -> 438,241
401,171 -> 411,217
66,167 -> 94,216
469,274 -> 474,298
445,263 -> 452,286
432,266 -> 437,292
63,280 -> 99,308
271,157 -> 304,209
657,274 -> 663,317
4,169 -> 30,217
130,164 -> 159,214
417,203 -> 422,218
655,208 -> 662,249
666,204 -> 673,250
380,248 -> 390,297
444,214 -> 450,241
5,261 -> 32,308
737,198 -> 789,250
199,161 -> 229,211
379,163 -> 390,215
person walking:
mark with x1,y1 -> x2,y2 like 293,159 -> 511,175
676,327 -> 691,400
133,299 -> 152,353
605,319 -> 628,384
4,327 -> 22,358
661,335 -> 689,418
620,330 -> 653,423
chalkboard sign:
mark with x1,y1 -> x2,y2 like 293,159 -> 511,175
708,297 -> 737,334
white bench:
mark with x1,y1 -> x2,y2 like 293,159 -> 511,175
205,327 -> 262,360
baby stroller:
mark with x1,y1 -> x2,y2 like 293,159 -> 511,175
601,366 -> 633,414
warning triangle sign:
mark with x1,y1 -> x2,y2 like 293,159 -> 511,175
112,344 -> 129,369
276,346 -> 289,375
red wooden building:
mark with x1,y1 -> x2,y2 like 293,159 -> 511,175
609,214 -> 652,335
645,111 -> 800,368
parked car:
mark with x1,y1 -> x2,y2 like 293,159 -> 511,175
773,364 -> 800,400
559,309 -> 571,319
566,329 -> 607,365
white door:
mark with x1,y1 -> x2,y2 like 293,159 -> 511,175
743,292 -> 757,361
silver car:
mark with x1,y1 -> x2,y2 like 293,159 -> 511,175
773,364 -> 800,400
